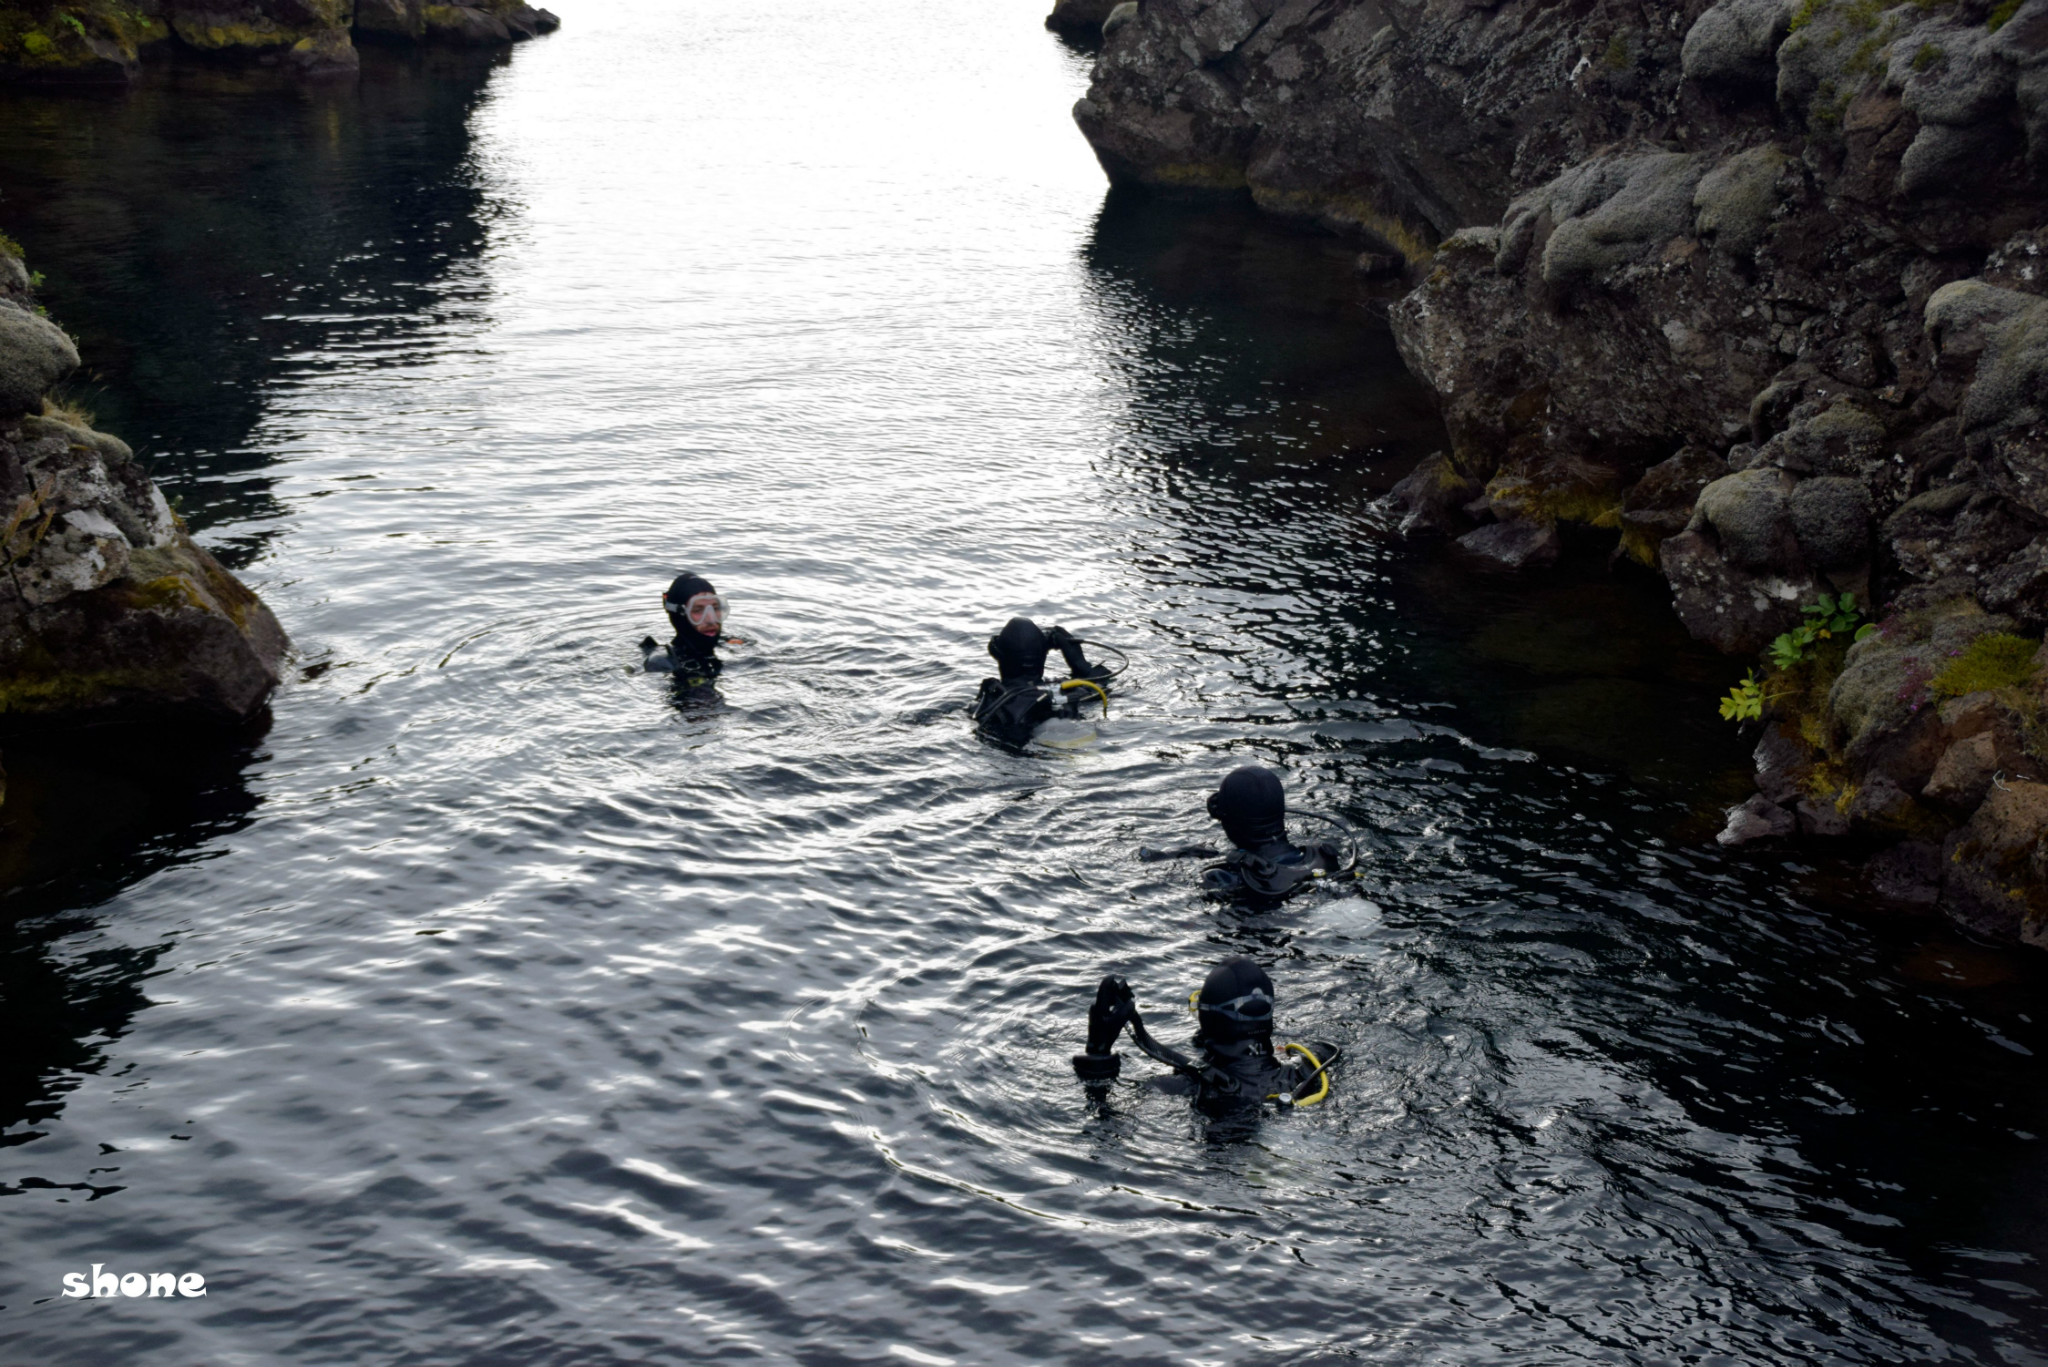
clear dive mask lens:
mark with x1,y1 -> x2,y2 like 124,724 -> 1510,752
684,593 -> 726,630
1199,988 -> 1274,1025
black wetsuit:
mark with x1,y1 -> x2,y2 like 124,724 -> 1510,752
641,634 -> 724,688
1074,959 -> 1339,1114
1200,840 -> 1347,900
1144,1032 -> 1340,1112
972,617 -> 1112,747
1199,765 -> 1347,900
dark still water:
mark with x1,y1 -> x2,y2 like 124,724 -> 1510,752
3,4 -> 2047,1363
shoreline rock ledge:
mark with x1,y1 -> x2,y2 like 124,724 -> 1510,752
1067,0 -> 2048,949
0,0 -> 559,84
0,247 -> 287,728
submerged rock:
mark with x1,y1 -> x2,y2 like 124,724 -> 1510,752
1868,839 -> 1944,908
1718,793 -> 1796,845
1455,518 -> 1561,573
1386,450 -> 1481,536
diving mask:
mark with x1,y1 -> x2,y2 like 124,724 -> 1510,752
683,592 -> 726,633
1199,987 -> 1274,1025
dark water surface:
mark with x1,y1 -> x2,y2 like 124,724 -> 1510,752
3,4 -> 2047,1363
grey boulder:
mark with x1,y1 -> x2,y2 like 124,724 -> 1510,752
0,303 -> 79,416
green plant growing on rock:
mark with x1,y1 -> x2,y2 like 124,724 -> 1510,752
1767,592 -> 1871,670
1720,670 -> 1772,722
1930,632 -> 2039,699
1990,0 -> 2022,30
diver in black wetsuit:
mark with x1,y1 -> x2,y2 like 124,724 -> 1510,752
640,572 -> 728,689
1072,956 -> 1338,1112
1198,765 -> 1348,900
971,616 -> 1114,747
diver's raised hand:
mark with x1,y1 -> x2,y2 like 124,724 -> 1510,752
1075,975 -> 1135,1078
1089,975 -> 1135,1037
1049,626 -> 1113,685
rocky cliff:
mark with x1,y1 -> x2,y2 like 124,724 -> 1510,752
0,242 -> 286,725
1068,0 -> 2048,949
0,0 -> 556,83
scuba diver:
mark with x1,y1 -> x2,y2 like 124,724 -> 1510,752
1140,765 -> 1355,900
1072,956 -> 1338,1113
640,572 -> 729,689
971,616 -> 1118,747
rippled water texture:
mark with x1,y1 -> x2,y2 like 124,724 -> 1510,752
4,4 -> 2048,1363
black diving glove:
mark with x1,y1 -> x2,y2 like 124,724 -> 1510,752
1048,626 -> 1113,686
1074,975 -> 1134,1079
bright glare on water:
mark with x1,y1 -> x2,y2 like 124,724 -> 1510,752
1,2 -> 2046,1363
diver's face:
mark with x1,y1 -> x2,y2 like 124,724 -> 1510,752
686,592 -> 725,636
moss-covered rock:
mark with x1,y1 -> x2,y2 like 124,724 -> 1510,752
0,243 -> 286,725
0,0 -> 557,81
1685,0 -> 1798,89
0,0 -> 171,83
419,0 -> 555,45
170,0 -> 349,54
1691,144 -> 1789,257
284,23 -> 356,74
0,300 -> 78,415
1942,778 -> 2048,947
1828,596 -> 2010,766
353,0 -> 424,41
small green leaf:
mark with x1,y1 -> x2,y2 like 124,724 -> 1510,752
1854,622 -> 1878,642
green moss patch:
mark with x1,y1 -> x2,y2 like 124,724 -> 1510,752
1931,632 -> 2039,699
1485,472 -> 1624,531
113,574 -> 207,614
0,2 -> 171,65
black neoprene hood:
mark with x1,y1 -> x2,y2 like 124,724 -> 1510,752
989,616 -> 1050,683
1197,956 -> 1275,1044
1207,765 -> 1287,850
